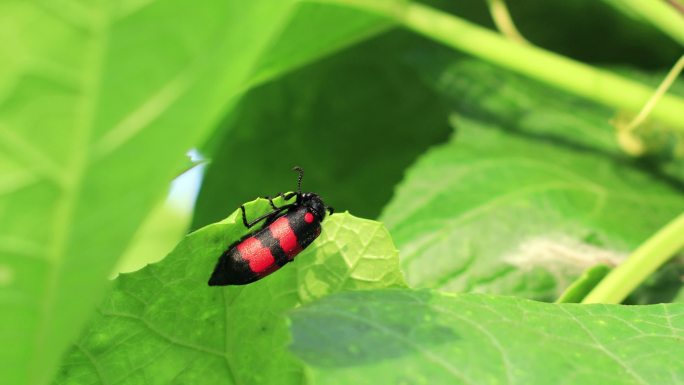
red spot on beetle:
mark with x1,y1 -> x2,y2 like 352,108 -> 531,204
304,212 -> 314,223
237,237 -> 275,274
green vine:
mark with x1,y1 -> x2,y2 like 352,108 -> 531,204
310,0 -> 684,131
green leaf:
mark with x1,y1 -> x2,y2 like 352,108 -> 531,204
289,288 -> 684,385
198,2 -> 393,157
557,264 -> 611,303
0,2 -> 391,383
249,2 -> 392,86
192,31 -> 451,228
407,57 -> 622,152
55,199 -> 405,385
380,117 -> 684,300
112,201 -> 190,275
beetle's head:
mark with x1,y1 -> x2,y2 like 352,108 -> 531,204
299,193 -> 329,222
291,166 -> 334,221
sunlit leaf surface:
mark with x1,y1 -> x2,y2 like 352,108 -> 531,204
55,199 -> 405,385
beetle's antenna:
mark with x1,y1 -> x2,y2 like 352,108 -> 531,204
292,166 -> 304,194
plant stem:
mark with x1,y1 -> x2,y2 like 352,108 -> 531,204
623,54 -> 684,132
601,0 -> 684,47
486,0 -> 528,44
669,0 -> 684,16
311,0 -> 684,132
583,211 -> 684,304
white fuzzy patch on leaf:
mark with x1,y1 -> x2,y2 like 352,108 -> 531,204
504,235 -> 626,291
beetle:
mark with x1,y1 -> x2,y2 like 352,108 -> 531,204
208,167 -> 333,286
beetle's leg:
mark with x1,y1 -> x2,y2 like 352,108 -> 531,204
266,195 -> 279,210
240,204 -> 250,228
262,208 -> 289,227
241,190 -> 298,229
327,206 -> 335,215
259,204 -> 297,227
240,204 -> 294,229
283,192 -> 297,200
276,191 -> 297,202
267,192 -> 297,210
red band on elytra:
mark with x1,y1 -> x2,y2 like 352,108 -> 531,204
237,237 -> 275,274
269,216 -> 302,259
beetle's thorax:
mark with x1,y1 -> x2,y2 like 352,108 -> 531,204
298,192 -> 326,221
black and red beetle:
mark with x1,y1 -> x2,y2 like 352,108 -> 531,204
208,167 -> 333,286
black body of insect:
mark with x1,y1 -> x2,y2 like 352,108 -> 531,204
208,167 -> 333,286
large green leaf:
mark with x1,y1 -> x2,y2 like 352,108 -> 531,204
249,2 -> 392,86
192,31 -> 451,228
379,58 -> 684,301
112,201 -> 190,275
290,288 -> 684,385
380,116 -> 684,300
0,2 -> 392,383
55,198 -> 405,384
407,57 -> 622,152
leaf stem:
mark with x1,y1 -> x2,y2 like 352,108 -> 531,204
669,0 -> 684,17
582,211 -> 684,304
485,0 -> 528,44
623,54 -> 684,133
311,0 -> 684,131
